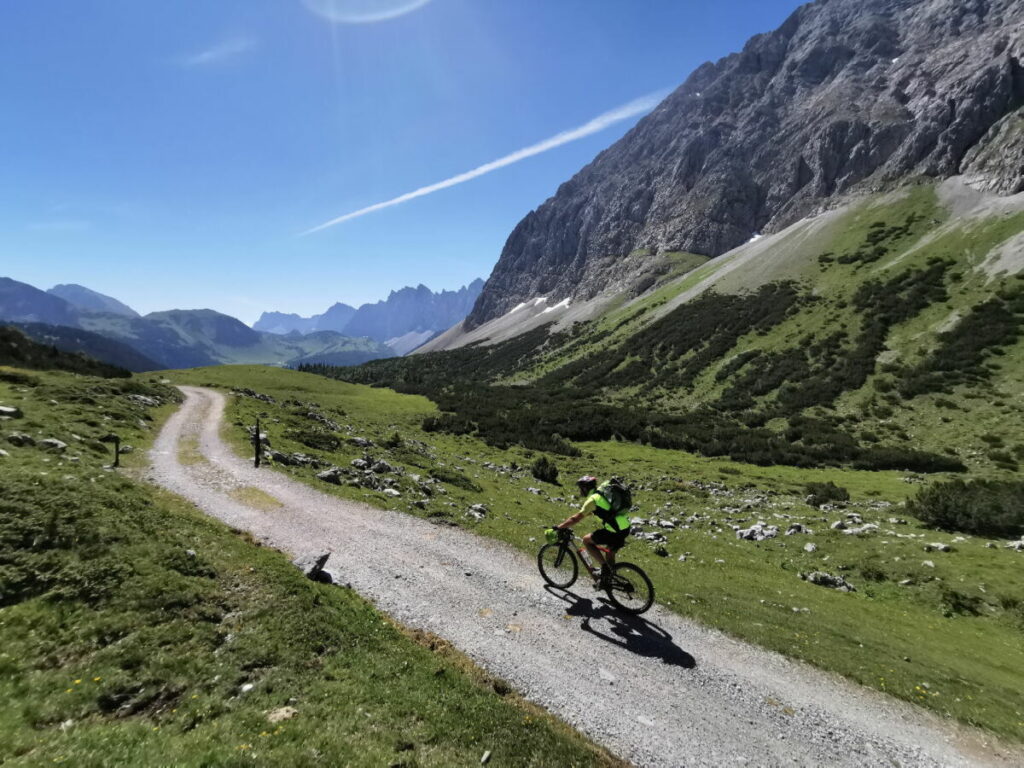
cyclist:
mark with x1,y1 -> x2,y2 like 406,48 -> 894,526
556,475 -> 632,587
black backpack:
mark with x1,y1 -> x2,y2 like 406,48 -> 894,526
595,478 -> 632,514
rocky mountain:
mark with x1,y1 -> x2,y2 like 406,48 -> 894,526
343,280 -> 485,349
0,277 -> 394,370
253,303 -> 356,335
255,280 -> 484,353
47,283 -> 139,318
467,0 -> 1024,327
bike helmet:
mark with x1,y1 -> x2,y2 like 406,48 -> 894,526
576,475 -> 598,495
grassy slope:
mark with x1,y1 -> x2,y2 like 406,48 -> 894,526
165,365 -> 1024,741
0,367 -> 620,767
508,183 -> 1024,474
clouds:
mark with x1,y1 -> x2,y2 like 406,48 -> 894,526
178,36 -> 256,67
302,90 -> 668,235
302,0 -> 432,25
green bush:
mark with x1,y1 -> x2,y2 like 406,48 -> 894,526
804,481 -> 850,507
530,455 -> 559,485
907,480 -> 1024,537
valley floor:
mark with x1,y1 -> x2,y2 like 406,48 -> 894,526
147,385 -> 1022,767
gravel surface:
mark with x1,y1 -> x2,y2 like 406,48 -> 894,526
148,387 -> 1021,767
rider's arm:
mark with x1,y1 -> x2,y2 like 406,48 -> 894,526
557,496 -> 597,529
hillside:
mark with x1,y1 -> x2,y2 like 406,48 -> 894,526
465,0 -> 1024,328
47,283 -> 139,318
0,325 -> 135,377
0,367 -> 617,766
323,179 -> 1024,476
7,322 -> 161,372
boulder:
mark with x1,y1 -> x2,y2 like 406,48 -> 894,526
350,458 -> 370,470
383,488 -> 401,498
924,543 -> 951,553
803,542 -> 818,553
371,460 -> 394,474
785,523 -> 812,536
39,438 -> 68,453
316,468 -> 345,485
0,405 -> 23,419
842,523 -> 879,536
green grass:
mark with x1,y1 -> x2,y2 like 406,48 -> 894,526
162,364 -> 1024,742
0,368 -> 621,767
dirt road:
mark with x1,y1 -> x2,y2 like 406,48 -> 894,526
147,387 -> 1019,767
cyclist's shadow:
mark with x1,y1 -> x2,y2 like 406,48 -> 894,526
544,585 -> 696,669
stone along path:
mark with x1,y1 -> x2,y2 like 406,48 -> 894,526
147,387 -> 1020,768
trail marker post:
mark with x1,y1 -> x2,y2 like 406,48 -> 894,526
113,435 -> 121,468
254,418 -> 261,468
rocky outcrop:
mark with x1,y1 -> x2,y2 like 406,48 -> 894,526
468,0 -> 1024,327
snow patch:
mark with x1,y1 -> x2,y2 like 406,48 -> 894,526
747,232 -> 763,243
541,298 -> 571,314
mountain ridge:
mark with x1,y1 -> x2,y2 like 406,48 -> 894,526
466,0 -> 1024,329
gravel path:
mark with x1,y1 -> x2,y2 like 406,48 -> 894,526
148,387 -> 1020,767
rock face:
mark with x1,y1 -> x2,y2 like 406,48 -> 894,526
467,0 -> 1024,327
254,280 -> 484,353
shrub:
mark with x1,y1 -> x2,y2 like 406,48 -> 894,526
429,467 -> 481,493
907,480 -> 1024,537
530,455 -> 559,485
804,481 -> 850,507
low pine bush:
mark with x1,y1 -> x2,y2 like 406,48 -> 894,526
907,480 -> 1024,538
531,455 -> 560,485
805,481 -> 850,507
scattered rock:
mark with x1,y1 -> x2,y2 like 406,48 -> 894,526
526,487 -> 543,495
842,523 -> 879,536
1006,539 -> 1024,552
347,436 -> 374,448
383,488 -> 401,498
922,560 -> 935,568
39,438 -> 68,453
924,543 -> 951,553
736,521 -> 779,541
127,394 -> 161,407
653,544 -> 669,557
371,459 -> 394,474
803,543 -> 817,553
316,468 -> 345,485
118,444 -> 134,455
465,504 -> 489,520
232,388 -> 276,404
830,520 -> 847,531
785,523 -> 812,536
266,706 -> 299,723
0,405 -> 23,419
7,432 -> 35,447
799,571 -> 855,592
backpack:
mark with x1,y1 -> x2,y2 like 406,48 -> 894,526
595,478 -> 632,514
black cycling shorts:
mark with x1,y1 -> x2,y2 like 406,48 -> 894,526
589,527 -> 630,551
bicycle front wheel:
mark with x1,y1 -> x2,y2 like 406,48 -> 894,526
606,562 -> 655,614
537,543 -> 578,588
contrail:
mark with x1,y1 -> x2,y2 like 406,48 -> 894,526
301,90 -> 668,235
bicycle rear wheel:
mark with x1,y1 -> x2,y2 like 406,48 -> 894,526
537,543 -> 578,588
606,562 -> 655,614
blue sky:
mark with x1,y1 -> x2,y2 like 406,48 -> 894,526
1,0 -> 803,324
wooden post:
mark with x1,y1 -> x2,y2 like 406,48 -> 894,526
254,418 -> 261,468
113,435 -> 121,468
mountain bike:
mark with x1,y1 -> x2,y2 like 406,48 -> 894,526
537,528 -> 655,615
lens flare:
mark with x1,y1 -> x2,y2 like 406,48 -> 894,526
302,0 -> 431,24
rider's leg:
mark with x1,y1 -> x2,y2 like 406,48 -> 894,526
582,533 -> 606,573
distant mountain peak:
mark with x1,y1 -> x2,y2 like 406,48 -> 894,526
254,280 -> 484,348
48,283 -> 139,318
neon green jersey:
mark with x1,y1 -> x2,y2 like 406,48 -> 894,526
583,492 -> 631,533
